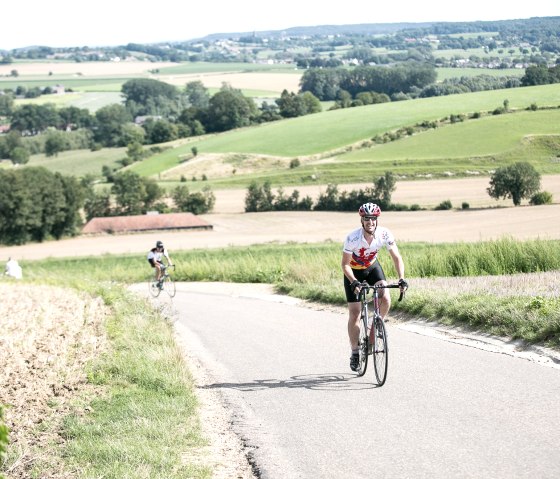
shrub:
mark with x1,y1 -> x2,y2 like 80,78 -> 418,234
290,158 -> 301,169
435,200 -> 453,210
529,191 -> 553,205
462,202 -> 470,210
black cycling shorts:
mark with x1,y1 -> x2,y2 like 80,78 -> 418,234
343,261 -> 386,303
148,259 -> 163,268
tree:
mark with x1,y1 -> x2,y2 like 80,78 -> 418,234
10,146 -> 29,165
0,167 -> 84,244
112,171 -> 147,215
0,93 -> 14,116
10,103 -> 60,135
122,78 -> 181,117
93,104 -> 132,147
111,171 -> 163,215
184,80 -> 210,109
126,141 -> 144,162
45,130 -> 69,157
373,172 -> 396,205
205,85 -> 259,132
172,185 -> 215,214
487,162 -> 541,206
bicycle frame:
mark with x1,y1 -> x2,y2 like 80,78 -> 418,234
355,281 -> 404,386
149,264 -> 176,298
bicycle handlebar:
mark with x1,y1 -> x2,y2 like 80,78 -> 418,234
356,281 -> 407,302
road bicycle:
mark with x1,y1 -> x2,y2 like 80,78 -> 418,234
148,264 -> 176,298
355,281 -> 406,386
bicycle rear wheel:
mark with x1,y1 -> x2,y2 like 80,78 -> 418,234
163,275 -> 176,297
356,310 -> 369,376
148,279 -> 161,297
373,317 -> 388,386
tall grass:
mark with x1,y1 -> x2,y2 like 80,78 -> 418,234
53,280 -> 210,478
25,238 -> 560,347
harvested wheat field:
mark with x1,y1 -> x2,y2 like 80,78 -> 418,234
0,61 -> 175,77
0,283 -> 109,478
1,176 -> 559,261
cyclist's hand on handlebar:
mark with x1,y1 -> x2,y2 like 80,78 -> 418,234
398,278 -> 408,291
350,279 -> 361,295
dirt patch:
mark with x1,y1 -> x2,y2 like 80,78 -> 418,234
1,203 -> 559,262
157,72 -> 302,94
0,282 -> 108,478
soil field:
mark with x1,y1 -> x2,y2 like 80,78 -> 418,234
0,61 -> 175,77
1,176 -> 559,261
0,61 -> 302,94
211,175 -> 560,213
1,204 -> 559,262
157,71 -> 302,93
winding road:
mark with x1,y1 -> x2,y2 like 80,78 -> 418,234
140,283 -> 560,479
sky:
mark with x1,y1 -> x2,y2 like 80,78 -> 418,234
1,0 -> 558,50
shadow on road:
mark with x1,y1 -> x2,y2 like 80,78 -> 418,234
201,373 -> 380,391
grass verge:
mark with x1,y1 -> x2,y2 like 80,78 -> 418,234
16,278 -> 210,479
25,237 -> 560,349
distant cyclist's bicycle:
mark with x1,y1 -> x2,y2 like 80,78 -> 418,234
149,264 -> 176,298
355,282 -> 406,386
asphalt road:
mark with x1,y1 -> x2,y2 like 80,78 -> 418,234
149,285 -> 560,479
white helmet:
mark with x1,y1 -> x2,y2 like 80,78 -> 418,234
358,203 -> 381,217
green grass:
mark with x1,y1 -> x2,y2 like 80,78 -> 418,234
24,237 -> 560,347
28,147 -> 126,177
65,283 -> 209,478
436,67 -> 524,81
127,84 -> 560,181
8,236 -> 558,475
15,278 -> 211,478
15,92 -> 123,110
154,62 -> 297,75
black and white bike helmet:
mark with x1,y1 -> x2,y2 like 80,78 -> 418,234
156,240 -> 164,248
358,203 -> 381,217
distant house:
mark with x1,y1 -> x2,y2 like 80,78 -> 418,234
134,115 -> 162,125
82,212 -> 213,235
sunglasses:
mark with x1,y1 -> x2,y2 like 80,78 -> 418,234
362,216 -> 377,221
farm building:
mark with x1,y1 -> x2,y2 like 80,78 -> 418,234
82,212 -> 213,234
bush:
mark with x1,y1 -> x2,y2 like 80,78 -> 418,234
289,158 -> 300,169
529,191 -> 553,205
462,202 -> 470,210
435,200 -> 453,210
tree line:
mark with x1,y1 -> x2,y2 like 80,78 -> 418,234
300,64 -> 560,105
0,168 -> 215,245
0,80 -> 321,164
244,164 -> 551,213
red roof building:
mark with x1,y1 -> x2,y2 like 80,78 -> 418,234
82,212 -> 213,234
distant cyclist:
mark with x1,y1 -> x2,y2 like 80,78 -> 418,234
341,203 -> 407,372
147,241 -> 173,284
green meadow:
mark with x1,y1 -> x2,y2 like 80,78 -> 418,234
19,83 -> 560,183
25,237 -> 560,347
125,84 -> 560,187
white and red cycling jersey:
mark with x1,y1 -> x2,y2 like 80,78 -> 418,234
342,226 -> 397,270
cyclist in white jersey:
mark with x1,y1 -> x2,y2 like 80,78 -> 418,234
147,240 -> 173,283
341,203 -> 407,372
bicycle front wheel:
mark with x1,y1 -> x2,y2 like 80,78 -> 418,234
356,310 -> 369,377
163,275 -> 176,298
148,279 -> 161,298
373,317 -> 388,386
